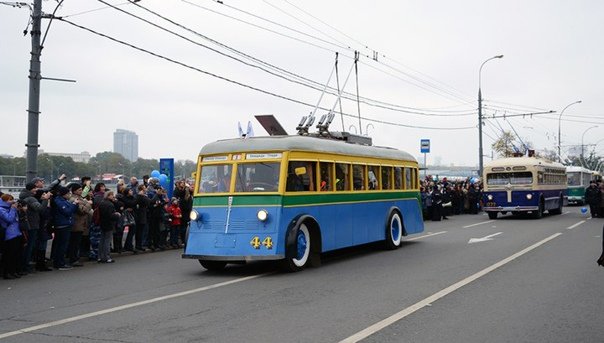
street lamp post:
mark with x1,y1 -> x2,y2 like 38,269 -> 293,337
478,55 -> 503,177
581,125 -> 598,167
557,100 -> 582,162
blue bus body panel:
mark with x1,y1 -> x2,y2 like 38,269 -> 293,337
184,198 -> 424,261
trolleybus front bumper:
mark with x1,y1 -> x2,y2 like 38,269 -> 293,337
182,253 -> 284,261
483,204 -> 539,212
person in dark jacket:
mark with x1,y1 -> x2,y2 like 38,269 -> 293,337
98,191 -> 121,263
585,181 -> 601,218
134,184 -> 150,251
51,186 -> 78,270
18,182 -> 51,272
431,186 -> 443,221
32,175 -> 64,271
119,187 -> 137,252
148,187 -> 168,251
173,181 -> 193,246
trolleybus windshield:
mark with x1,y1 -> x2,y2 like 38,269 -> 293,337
487,172 -> 533,185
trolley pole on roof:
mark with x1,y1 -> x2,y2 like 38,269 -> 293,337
25,0 -> 43,182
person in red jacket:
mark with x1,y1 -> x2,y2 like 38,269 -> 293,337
166,198 -> 182,248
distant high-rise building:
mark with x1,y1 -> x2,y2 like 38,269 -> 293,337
113,129 -> 139,162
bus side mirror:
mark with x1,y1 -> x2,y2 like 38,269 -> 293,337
295,167 -> 307,176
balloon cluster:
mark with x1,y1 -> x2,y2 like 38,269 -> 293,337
150,170 -> 169,189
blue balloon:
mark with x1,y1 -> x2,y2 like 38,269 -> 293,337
151,170 -> 160,178
159,174 -> 168,185
581,207 -> 588,214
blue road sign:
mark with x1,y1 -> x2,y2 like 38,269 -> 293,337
420,139 -> 430,153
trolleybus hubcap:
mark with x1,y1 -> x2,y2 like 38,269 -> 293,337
391,214 -> 402,244
293,225 -> 310,267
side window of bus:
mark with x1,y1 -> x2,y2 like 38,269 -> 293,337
319,162 -> 333,191
335,163 -> 350,191
352,164 -> 365,190
382,167 -> 392,190
287,161 -> 316,192
411,168 -> 418,189
394,167 -> 403,190
404,168 -> 412,190
368,166 -> 379,190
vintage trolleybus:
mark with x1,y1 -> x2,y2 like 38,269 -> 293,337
183,133 -> 424,271
566,166 -> 592,205
482,156 -> 567,219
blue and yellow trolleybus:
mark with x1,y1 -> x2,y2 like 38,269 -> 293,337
566,166 -> 592,205
183,133 -> 424,271
482,156 -> 567,219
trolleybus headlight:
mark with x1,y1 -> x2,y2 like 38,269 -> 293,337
526,194 -> 533,200
487,194 -> 493,201
257,209 -> 268,222
190,209 -> 200,221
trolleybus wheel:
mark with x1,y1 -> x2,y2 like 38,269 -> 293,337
549,195 -> 563,215
199,260 -> 227,271
384,211 -> 403,250
532,200 -> 544,219
282,223 -> 311,272
488,212 -> 498,220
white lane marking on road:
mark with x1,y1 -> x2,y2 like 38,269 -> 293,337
561,211 -> 570,215
566,220 -> 586,230
339,233 -> 563,343
0,274 -> 267,340
404,231 -> 447,241
463,220 -> 494,228
468,232 -> 502,244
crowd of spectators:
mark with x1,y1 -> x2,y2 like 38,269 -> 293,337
420,176 -> 484,221
0,174 -> 193,280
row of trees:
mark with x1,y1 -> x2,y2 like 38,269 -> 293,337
491,131 -> 603,170
0,152 -> 196,181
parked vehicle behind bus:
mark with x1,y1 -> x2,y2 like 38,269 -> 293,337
482,156 -> 567,219
566,166 -> 592,205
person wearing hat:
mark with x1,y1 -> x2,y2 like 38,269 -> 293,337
50,186 -> 78,270
68,183 -> 92,267
18,181 -> 52,273
585,180 -> 601,218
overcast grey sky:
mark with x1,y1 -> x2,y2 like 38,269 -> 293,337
1,0 -> 603,166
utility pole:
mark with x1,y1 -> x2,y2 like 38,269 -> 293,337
25,0 -> 42,182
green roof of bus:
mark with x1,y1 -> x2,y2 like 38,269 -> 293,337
484,156 -> 564,169
199,135 -> 417,162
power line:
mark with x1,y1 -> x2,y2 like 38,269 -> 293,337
56,17 -> 475,131
106,0 -> 478,117
183,0 -> 479,108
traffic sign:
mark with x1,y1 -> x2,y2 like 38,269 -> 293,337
420,139 -> 430,153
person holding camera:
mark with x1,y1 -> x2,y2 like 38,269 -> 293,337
1,194 -> 23,279
51,186 -> 78,270
18,181 -> 52,273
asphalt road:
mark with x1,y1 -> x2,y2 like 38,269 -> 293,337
1,207 -> 602,343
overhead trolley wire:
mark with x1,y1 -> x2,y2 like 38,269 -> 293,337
55,17 -> 475,131
105,0 -> 477,117
183,0 -> 480,111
